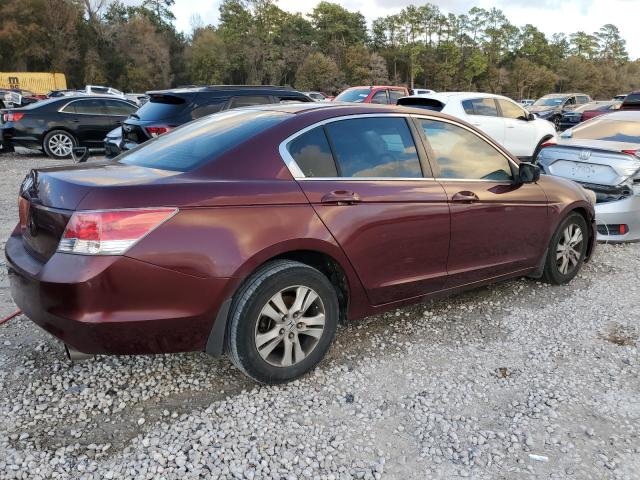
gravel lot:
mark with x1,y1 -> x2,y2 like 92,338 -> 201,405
0,150 -> 639,479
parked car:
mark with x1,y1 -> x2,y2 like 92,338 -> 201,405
558,101 -> 621,130
536,110 -> 640,241
7,102 -> 595,383
620,91 -> 640,111
613,94 -> 627,102
85,85 -> 126,99
125,93 -> 150,106
397,92 -> 556,159
0,89 -> 40,108
519,99 -> 535,107
411,88 -> 435,95
0,96 -> 137,159
47,89 -> 85,98
333,86 -> 409,104
304,91 -> 330,102
112,85 -> 312,157
528,93 -> 592,129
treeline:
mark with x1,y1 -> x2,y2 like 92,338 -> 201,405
1,0 -> 639,99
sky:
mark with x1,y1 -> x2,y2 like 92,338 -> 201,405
170,0 -> 640,59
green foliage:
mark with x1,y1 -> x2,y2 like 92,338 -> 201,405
0,0 -> 636,99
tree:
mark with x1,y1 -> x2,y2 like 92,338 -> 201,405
570,31 -> 598,58
596,24 -> 628,64
188,27 -> 227,85
295,52 -> 340,93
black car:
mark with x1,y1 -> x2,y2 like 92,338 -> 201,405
106,85 -> 312,157
527,93 -> 591,129
1,96 -> 137,159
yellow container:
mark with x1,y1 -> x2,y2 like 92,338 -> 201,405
0,72 -> 67,95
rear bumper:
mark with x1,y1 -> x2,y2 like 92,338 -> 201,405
595,195 -> 640,242
5,232 -> 230,355
1,125 -> 41,149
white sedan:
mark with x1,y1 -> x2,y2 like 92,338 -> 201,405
398,92 -> 557,160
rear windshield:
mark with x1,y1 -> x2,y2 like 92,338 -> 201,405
397,97 -> 444,111
135,94 -> 191,120
118,109 -> 289,172
571,119 -> 640,143
335,88 -> 371,103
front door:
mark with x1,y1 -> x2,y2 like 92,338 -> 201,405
415,117 -> 549,288
496,98 -> 537,158
460,97 -> 505,147
285,115 -> 450,305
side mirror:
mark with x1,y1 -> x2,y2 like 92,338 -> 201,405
519,162 -> 540,183
71,146 -> 89,163
527,113 -> 536,121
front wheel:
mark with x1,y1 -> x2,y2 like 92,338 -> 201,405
43,130 -> 77,159
542,213 -> 588,285
226,260 -> 339,384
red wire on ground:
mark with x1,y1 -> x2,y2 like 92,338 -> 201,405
0,309 -> 21,326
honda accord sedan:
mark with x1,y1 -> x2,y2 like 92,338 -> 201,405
6,103 -> 596,384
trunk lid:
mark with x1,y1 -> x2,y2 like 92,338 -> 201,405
537,139 -> 640,187
19,163 -> 181,261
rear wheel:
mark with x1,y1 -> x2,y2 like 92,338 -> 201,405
226,260 -> 339,384
43,130 -> 76,159
542,213 -> 588,284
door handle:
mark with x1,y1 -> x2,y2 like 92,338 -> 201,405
451,191 -> 479,203
320,190 -> 361,205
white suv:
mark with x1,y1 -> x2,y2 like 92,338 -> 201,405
398,92 -> 557,159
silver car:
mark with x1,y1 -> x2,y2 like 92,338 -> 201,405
537,111 -> 640,242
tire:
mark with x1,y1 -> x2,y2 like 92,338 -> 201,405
226,260 -> 339,384
552,115 -> 561,131
542,213 -> 588,285
43,129 -> 77,159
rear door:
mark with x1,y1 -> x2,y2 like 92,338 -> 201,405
497,98 -> 537,157
284,115 -> 450,305
63,98 -> 111,144
461,97 -> 505,146
415,116 -> 548,287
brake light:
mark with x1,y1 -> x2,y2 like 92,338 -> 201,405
622,149 -> 639,157
540,140 -> 557,148
145,126 -> 172,138
18,197 -> 29,232
58,208 -> 177,255
3,112 -> 24,122
620,224 -> 628,235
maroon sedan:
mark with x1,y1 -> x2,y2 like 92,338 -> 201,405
6,103 -> 596,384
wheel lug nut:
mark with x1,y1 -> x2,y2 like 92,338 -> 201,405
297,322 -> 303,329
279,328 -> 285,335
288,332 -> 294,339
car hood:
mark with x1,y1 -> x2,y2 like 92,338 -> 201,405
528,105 -> 556,114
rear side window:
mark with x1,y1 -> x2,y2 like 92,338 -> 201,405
119,110 -> 288,172
287,127 -> 338,177
370,90 -> 389,104
324,117 -> 422,178
419,119 -> 513,181
228,95 -> 271,108
72,99 -> 105,115
389,90 -> 405,103
191,100 -> 226,119
462,98 -> 499,116
136,95 -> 190,121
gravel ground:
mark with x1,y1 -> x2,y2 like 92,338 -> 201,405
0,150 -> 638,480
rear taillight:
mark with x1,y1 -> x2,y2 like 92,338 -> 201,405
3,112 -> 24,122
622,149 -> 639,157
57,208 -> 177,255
145,126 -> 172,138
18,197 -> 29,232
540,140 -> 557,149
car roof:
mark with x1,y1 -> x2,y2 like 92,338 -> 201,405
401,91 -> 513,102
146,85 -> 302,96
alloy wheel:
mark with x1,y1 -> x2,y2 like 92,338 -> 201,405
48,133 -> 73,157
556,223 -> 583,275
254,285 -> 326,367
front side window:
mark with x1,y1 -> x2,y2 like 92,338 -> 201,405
498,99 -> 527,120
419,119 -> 513,181
287,127 -> 337,177
103,100 -> 136,115
324,117 -> 422,178
71,99 -> 105,115
462,98 -> 499,117
334,88 -> 371,103
370,90 -> 389,104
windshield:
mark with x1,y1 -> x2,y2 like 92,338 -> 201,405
571,119 -> 640,143
335,88 -> 371,103
118,109 -> 289,172
533,97 -> 565,107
